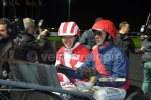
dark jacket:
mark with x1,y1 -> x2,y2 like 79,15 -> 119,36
141,38 -> 151,62
79,29 -> 95,51
38,40 -> 58,64
14,31 -> 48,62
0,36 -> 23,99
0,37 -> 22,79
114,33 -> 136,58
12,32 -> 60,100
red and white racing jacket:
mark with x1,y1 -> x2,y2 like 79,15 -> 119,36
55,42 -> 90,88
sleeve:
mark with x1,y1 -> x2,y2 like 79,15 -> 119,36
75,47 -> 90,68
55,60 -> 61,66
66,53 -> 94,79
129,37 -> 136,53
114,37 -> 122,49
55,48 -> 63,66
9,43 -> 23,60
133,38 -> 149,53
79,53 -> 94,70
143,39 -> 151,52
96,52 -> 130,88
21,35 -> 48,54
134,48 -> 142,53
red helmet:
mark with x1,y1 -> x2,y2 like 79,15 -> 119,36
58,22 -> 80,37
92,20 -> 117,40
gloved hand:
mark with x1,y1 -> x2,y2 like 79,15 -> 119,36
55,64 -> 66,73
55,64 -> 65,68
76,67 -> 98,77
89,67 -> 99,76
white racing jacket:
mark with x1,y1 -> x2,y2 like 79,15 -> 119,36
55,42 -> 90,89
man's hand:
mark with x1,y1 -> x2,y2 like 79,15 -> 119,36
75,67 -> 98,77
141,47 -> 145,52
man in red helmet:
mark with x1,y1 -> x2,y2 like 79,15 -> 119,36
62,20 -> 130,100
55,22 -> 90,89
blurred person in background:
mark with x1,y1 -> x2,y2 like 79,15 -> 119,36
139,24 -> 151,99
79,17 -> 103,51
12,18 -> 61,100
114,21 -> 138,58
14,18 -> 55,64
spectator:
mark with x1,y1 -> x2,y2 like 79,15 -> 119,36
114,21 -> 137,58
12,18 -> 60,100
58,20 -> 130,100
55,22 -> 90,89
140,24 -> 151,99
0,18 -> 23,99
14,18 -> 55,63
113,21 -> 144,99
79,17 -> 103,51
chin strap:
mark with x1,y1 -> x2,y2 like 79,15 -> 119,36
101,34 -> 113,46
102,33 -> 110,45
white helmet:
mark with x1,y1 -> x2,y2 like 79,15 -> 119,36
58,22 -> 80,36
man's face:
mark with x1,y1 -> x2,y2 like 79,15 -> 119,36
61,36 -> 76,49
123,24 -> 130,34
0,24 -> 9,40
28,25 -> 35,35
93,30 -> 107,46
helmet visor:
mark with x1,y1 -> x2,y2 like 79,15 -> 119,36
92,30 -> 106,36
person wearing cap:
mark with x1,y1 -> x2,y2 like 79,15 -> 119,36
61,20 -> 130,100
79,17 -> 103,51
55,22 -> 90,89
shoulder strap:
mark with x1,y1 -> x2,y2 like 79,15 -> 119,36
92,48 -> 110,75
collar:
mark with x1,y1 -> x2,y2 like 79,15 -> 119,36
64,42 -> 80,52
98,42 -> 113,54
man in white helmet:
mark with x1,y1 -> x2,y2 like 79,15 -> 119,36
60,20 -> 130,100
55,22 -> 90,89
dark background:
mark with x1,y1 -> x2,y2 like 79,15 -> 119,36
0,0 -> 151,32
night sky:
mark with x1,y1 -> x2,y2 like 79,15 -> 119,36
0,0 -> 151,32
41,0 -> 151,32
